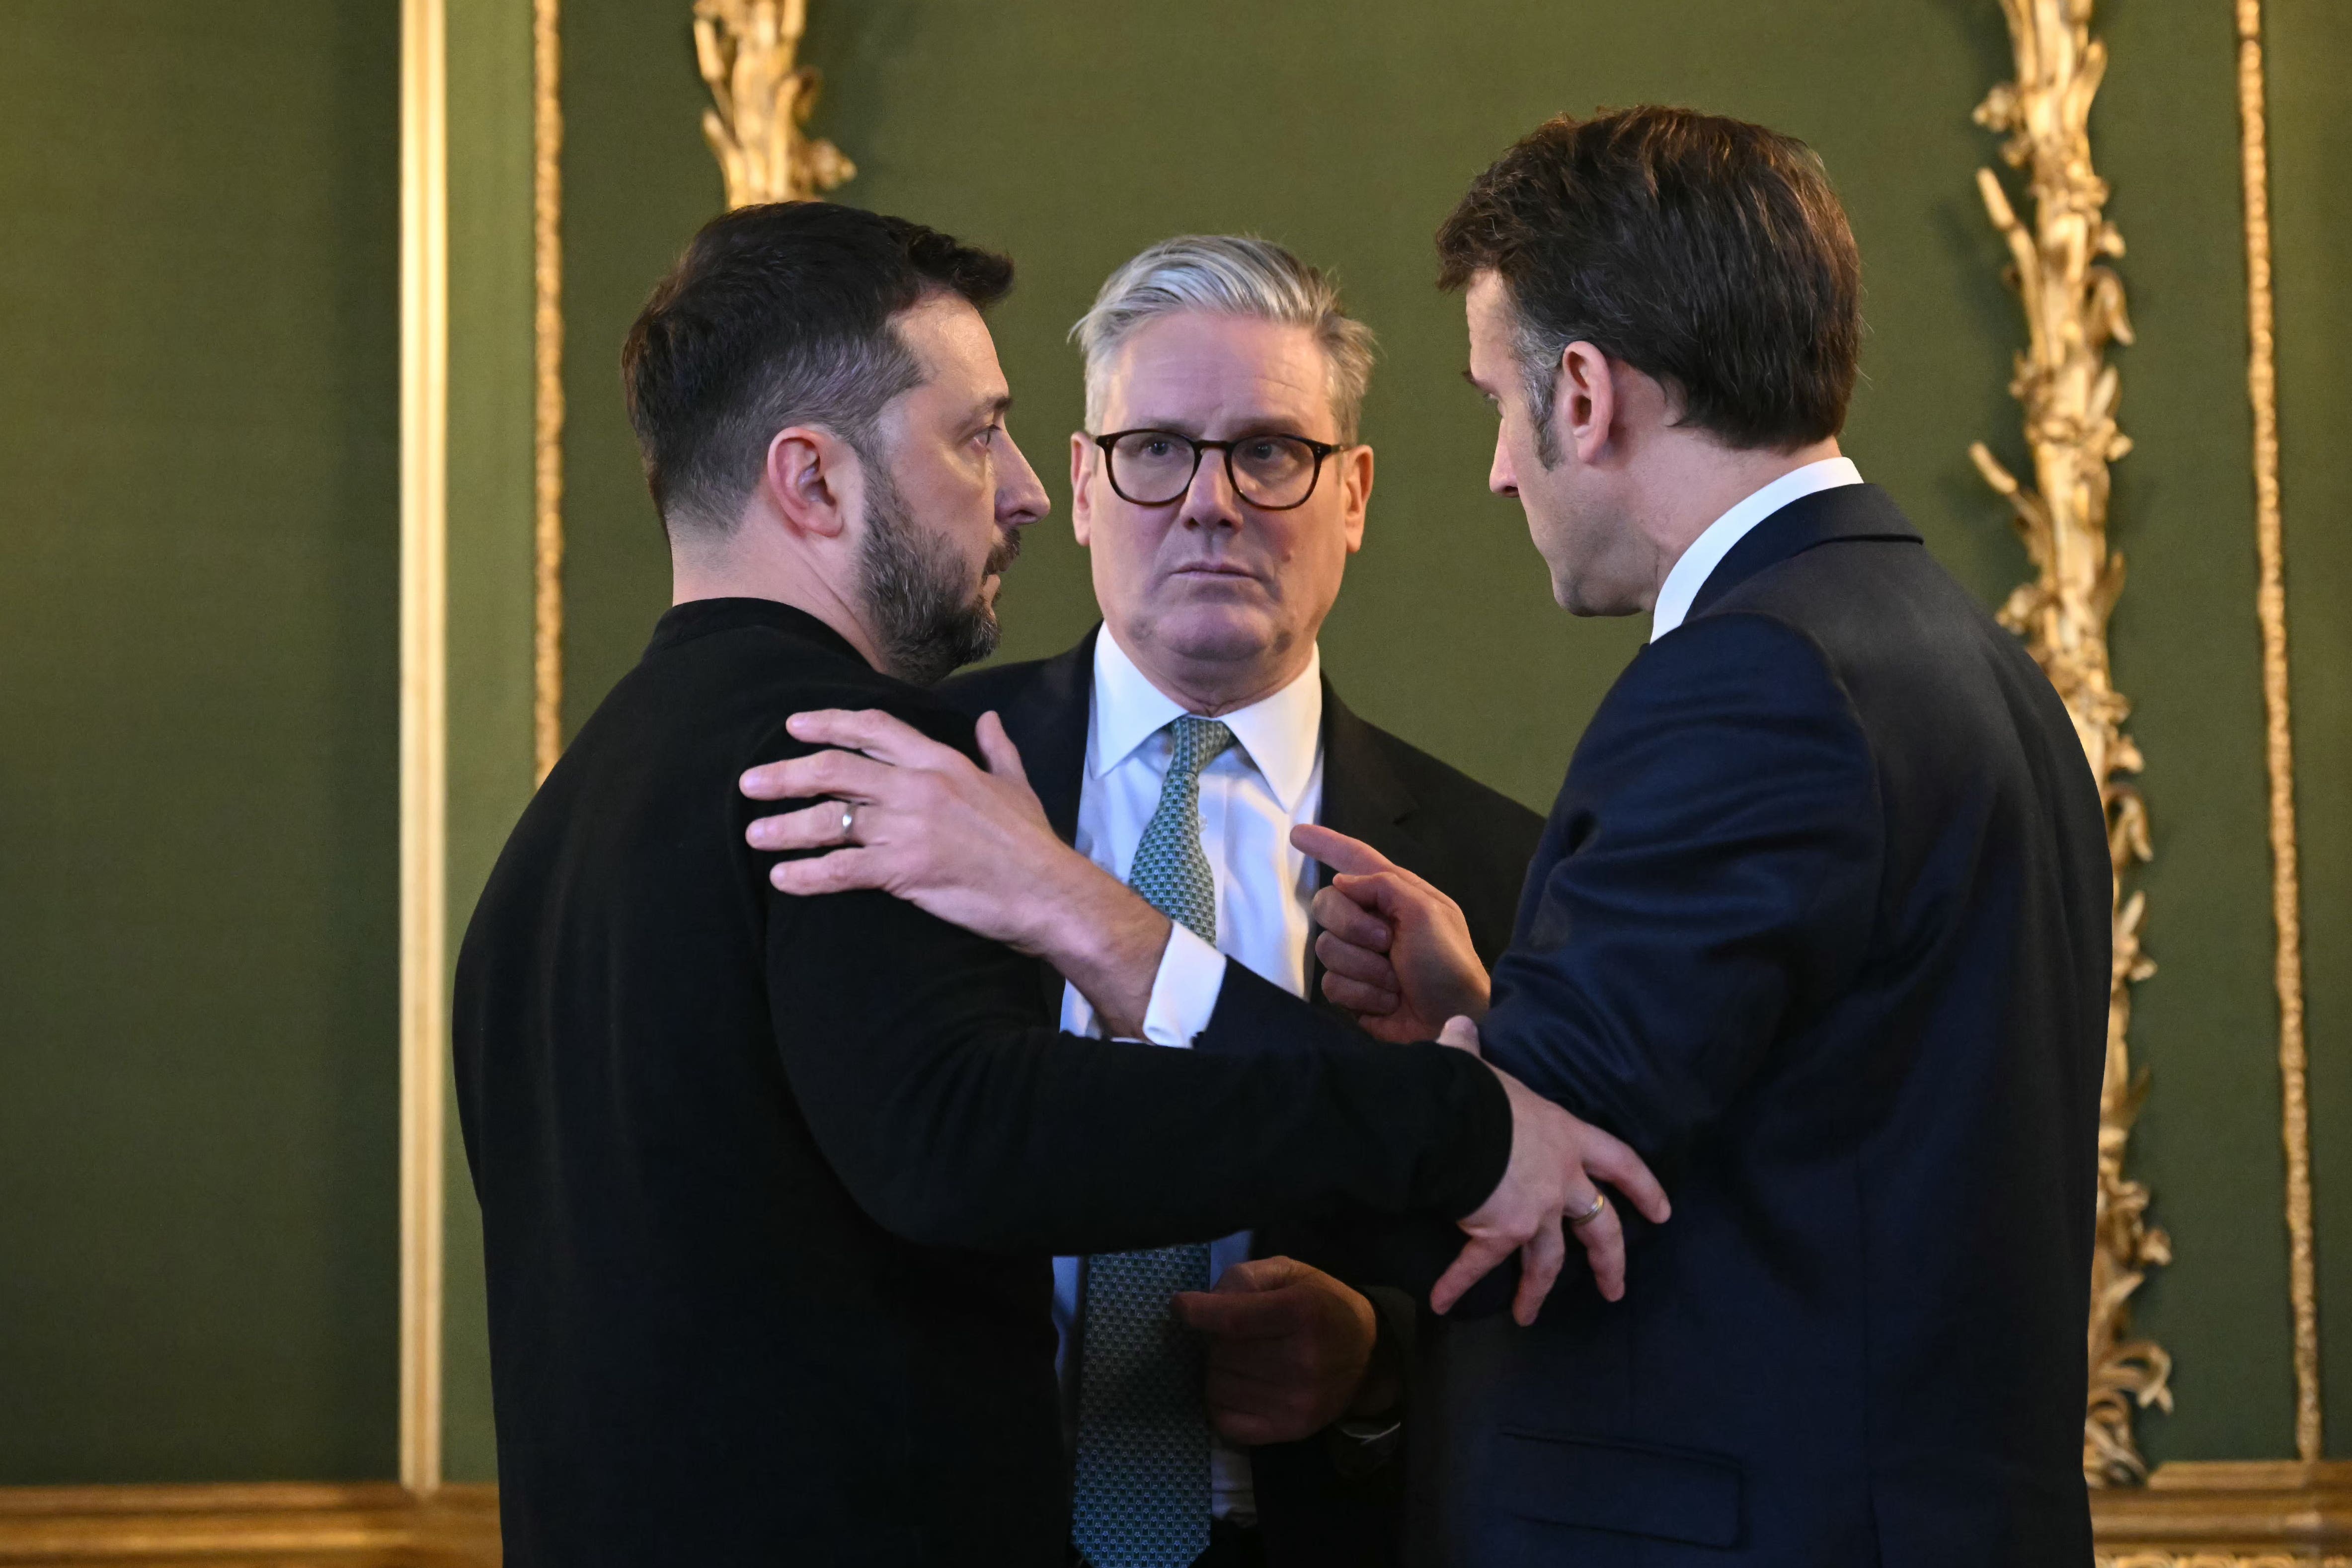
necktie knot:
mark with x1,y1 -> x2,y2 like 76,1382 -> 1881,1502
1166,715 -> 1236,785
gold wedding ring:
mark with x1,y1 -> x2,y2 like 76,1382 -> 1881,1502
1568,1191 -> 1610,1229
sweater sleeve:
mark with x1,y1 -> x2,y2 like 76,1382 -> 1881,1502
750,701 -> 1513,1255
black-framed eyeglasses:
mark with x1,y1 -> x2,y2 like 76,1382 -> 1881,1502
1089,428 -> 1351,511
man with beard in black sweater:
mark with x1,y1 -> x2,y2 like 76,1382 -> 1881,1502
453,201 -> 1663,1568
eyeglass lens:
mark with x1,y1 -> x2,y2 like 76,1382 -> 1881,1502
1107,432 -> 1323,508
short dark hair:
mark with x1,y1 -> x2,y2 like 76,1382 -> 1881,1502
623,202 -> 1014,533
1436,107 -> 1862,456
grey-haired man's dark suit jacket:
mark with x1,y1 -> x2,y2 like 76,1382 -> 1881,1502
945,629 -> 1545,1568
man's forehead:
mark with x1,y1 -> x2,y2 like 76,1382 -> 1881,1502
894,293 -> 1009,398
1104,313 -> 1330,420
1461,276 -> 1513,378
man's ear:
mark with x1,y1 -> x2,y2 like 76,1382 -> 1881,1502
1556,342 -> 1618,468
1069,431 -> 1097,548
1338,443 -> 1373,554
760,424 -> 859,543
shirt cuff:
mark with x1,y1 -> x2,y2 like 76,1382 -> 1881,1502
1138,923 -> 1228,1048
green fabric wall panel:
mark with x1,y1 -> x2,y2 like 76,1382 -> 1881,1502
556,1 -> 716,738
2266,0 -> 2352,1461
443,0 -> 541,1485
544,0 -> 2306,1465
2081,0 -> 2291,1464
0,1 -> 401,1482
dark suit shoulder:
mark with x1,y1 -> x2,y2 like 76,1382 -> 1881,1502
937,628 -> 1096,724
1350,715 -> 1543,846
937,653 -> 1048,717
1327,700 -> 1544,883
1321,692 -> 1545,969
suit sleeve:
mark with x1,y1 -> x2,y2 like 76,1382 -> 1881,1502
749,705 -> 1513,1256
1480,612 -> 1882,1162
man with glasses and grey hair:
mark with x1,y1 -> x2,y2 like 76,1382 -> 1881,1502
937,235 -> 1545,1568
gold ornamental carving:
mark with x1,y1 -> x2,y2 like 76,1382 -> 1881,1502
693,0 -> 855,209
1966,0 -> 2170,1487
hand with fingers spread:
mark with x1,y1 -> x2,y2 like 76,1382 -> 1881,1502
1294,824 -> 1493,1044
741,706 -> 1172,1035
1437,1017 -> 1672,1321
1172,1257 -> 1393,1447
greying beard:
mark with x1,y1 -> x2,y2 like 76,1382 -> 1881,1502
854,459 -> 1019,687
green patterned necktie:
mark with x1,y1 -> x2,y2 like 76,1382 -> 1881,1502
1072,715 -> 1235,1568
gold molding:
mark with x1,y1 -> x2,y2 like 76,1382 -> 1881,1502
693,0 -> 855,208
2091,1461 -> 2352,1564
0,1483 -> 497,1565
399,0 -> 450,1498
2235,0 -> 2319,1465
1967,0 -> 2169,1487
533,0 -> 565,784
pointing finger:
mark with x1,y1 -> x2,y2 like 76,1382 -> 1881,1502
1291,823 -> 1400,878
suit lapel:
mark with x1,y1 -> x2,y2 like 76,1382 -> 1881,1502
1310,684 -> 1421,1019
977,628 -> 1096,1019
988,626 -> 1096,845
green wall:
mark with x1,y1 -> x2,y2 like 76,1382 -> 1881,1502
0,0 -> 401,1482
547,0 -> 2338,1470
443,0 -> 540,1486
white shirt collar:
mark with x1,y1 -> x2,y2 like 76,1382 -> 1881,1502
1648,457 -> 1864,641
1089,627 -> 1324,814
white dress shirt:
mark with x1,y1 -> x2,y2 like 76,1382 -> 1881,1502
1649,456 -> 1864,640
1053,627 -> 1327,1528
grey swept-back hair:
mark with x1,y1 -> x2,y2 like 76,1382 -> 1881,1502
1072,235 -> 1378,442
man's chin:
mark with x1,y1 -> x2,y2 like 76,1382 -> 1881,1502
1554,574 -> 1644,618
1147,606 -> 1283,667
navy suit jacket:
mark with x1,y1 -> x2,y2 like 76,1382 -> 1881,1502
1443,483 -> 2108,1566
944,630 -> 1544,1568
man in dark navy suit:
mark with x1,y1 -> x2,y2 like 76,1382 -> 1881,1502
1297,109 -> 2110,1565
748,108 -> 2106,1566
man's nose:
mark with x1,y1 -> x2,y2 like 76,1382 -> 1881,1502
1180,447 -> 1244,531
1489,430 -> 1518,498
996,429 -> 1052,528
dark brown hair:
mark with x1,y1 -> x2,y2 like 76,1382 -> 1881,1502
623,202 -> 1013,535
1436,106 -> 1862,457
